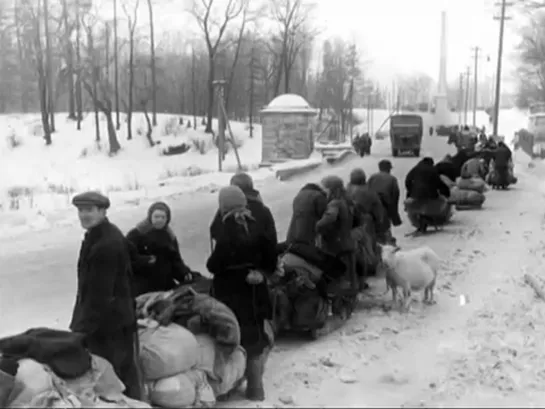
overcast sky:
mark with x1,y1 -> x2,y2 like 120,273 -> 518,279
99,0 -> 524,90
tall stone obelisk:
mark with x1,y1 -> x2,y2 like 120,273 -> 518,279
434,10 -> 450,127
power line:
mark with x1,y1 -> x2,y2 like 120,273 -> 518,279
492,0 -> 513,136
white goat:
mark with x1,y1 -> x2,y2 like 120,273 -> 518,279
379,244 -> 440,310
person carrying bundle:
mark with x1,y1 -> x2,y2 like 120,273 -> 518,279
207,186 -> 276,402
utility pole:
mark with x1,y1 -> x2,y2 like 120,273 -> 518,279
471,46 -> 481,128
492,0 -> 512,136
464,66 -> 471,125
458,73 -> 464,128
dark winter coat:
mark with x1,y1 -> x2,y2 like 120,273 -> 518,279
405,160 -> 451,200
316,197 -> 354,255
210,188 -> 277,273
286,183 -> 328,246
70,219 -> 136,335
494,145 -> 512,168
126,225 -> 192,296
346,183 -> 385,237
207,215 -> 275,356
434,160 -> 458,182
367,171 -> 402,228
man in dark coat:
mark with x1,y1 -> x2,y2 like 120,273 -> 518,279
405,157 -> 451,200
493,141 -> 513,187
286,182 -> 328,246
70,191 -> 141,400
346,168 -> 384,238
367,160 -> 402,244
434,155 -> 458,183
211,172 -> 277,268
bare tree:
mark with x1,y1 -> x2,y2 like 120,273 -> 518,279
268,0 -> 316,96
145,0 -> 157,125
81,16 -> 121,154
113,0 -> 120,129
43,0 -> 55,132
60,0 -> 76,119
191,0 -> 246,133
516,13 -> 545,105
122,0 -> 139,141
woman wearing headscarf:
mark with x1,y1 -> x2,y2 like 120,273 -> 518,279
316,175 -> 357,297
126,202 -> 196,296
207,186 -> 276,402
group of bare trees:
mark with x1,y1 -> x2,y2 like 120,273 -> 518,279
0,0 -> 386,154
515,1 -> 545,108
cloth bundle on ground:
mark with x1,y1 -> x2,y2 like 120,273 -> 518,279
138,320 -> 199,381
455,177 -> 487,194
137,319 -> 216,407
404,196 -> 453,228
279,252 -> 323,289
448,187 -> 486,209
193,334 -> 246,397
460,158 -> 486,179
4,353 -> 150,408
136,286 -> 241,347
0,328 -> 92,380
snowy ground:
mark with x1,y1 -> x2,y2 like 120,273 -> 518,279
1,107 -> 540,407
0,112 -> 322,238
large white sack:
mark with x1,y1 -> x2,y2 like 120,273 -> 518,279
149,369 -> 215,408
7,359 -> 82,408
139,323 -> 199,381
194,334 -> 247,397
455,177 -> 486,193
64,354 -> 125,401
94,396 -> 151,408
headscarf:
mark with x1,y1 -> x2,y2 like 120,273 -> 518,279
136,201 -> 176,240
218,186 -> 254,233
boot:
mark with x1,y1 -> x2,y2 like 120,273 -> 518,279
245,347 -> 270,401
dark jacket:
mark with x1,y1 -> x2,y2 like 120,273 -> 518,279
346,183 -> 385,236
286,183 -> 328,246
367,171 -> 402,227
435,160 -> 458,183
316,197 -> 354,254
207,215 -> 275,355
70,219 -> 136,335
210,188 -> 277,274
126,226 -> 192,296
494,145 -> 512,168
405,161 -> 451,200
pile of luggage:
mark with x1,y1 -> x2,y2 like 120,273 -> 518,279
448,176 -> 487,210
136,287 -> 246,408
0,328 -> 150,408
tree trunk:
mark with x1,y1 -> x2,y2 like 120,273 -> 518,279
35,1 -> 51,145
191,49 -> 197,129
62,0 -> 76,120
142,102 -> 154,147
75,0 -> 83,129
104,23 -> 110,79
14,0 -> 28,113
43,0 -> 55,133
126,26 -> 135,140
106,110 -> 121,154
146,0 -> 157,126
205,55 -> 215,134
113,0 -> 120,130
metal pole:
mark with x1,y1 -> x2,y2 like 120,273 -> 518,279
492,0 -> 509,136
472,47 -> 480,128
458,73 -> 463,128
464,67 -> 470,125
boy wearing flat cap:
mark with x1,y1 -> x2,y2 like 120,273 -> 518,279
70,191 -> 142,399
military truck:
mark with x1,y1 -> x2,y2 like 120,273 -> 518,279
390,114 -> 423,157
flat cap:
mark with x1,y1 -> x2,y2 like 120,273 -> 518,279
72,191 -> 110,209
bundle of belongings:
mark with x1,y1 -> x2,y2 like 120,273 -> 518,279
404,196 -> 453,229
0,328 -> 150,408
271,242 -> 346,335
136,286 -> 246,408
441,158 -> 487,210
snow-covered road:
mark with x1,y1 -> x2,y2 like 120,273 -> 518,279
5,129 -> 545,407
0,133 -> 447,336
